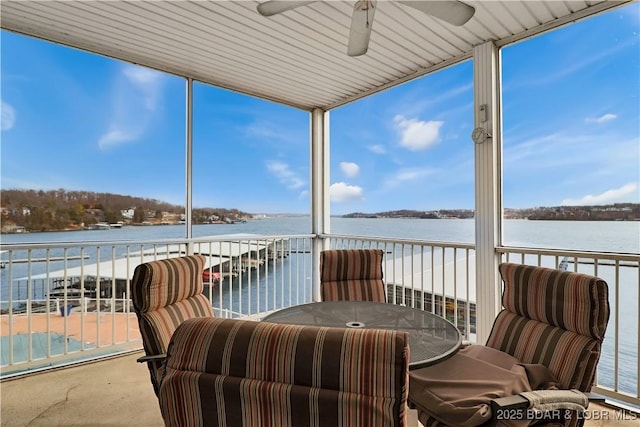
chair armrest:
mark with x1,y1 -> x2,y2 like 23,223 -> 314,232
492,389 -> 590,411
518,389 -> 588,412
489,390 -> 592,427
584,392 -> 606,403
136,354 -> 167,363
490,390 -> 604,412
491,394 -> 530,411
484,395 -> 530,427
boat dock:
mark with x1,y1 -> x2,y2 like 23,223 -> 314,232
5,255 -> 90,264
10,236 -> 289,308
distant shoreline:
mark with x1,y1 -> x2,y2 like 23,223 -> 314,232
3,188 -> 637,233
342,204 -> 639,222
339,216 -> 640,221
2,216 -> 638,235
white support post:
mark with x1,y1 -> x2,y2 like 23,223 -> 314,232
310,108 -> 330,302
473,41 -> 503,343
185,78 -> 194,253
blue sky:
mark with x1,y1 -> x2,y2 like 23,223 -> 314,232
1,3 -> 638,215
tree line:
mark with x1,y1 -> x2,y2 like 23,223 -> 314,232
1,189 -> 252,232
343,204 -> 640,221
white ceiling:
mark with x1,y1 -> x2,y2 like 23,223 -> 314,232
0,0 -> 631,110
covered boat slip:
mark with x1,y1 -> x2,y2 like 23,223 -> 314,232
14,237 -> 289,301
384,250 -> 478,338
134,237 -> 290,264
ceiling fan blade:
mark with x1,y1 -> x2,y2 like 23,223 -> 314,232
257,1 -> 318,17
347,0 -> 377,57
398,1 -> 475,26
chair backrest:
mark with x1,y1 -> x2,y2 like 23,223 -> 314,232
131,254 -> 214,395
486,263 -> 610,391
320,249 -> 386,302
159,317 -> 409,427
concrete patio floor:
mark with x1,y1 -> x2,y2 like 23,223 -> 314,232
1,351 -> 638,426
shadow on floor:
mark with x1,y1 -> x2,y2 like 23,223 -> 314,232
1,352 -> 637,426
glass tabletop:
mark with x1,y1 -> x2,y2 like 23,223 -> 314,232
262,300 -> 462,370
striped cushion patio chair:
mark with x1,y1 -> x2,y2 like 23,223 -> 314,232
320,248 -> 386,302
158,317 -> 410,427
131,254 -> 214,396
408,262 -> 610,427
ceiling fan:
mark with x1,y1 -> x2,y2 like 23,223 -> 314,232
256,0 -> 475,57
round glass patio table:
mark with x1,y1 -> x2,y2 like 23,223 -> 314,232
262,300 -> 462,370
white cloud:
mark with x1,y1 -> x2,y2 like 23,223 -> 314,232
383,168 -> 433,190
245,117 -> 305,146
98,129 -> 138,148
330,182 -> 364,202
98,65 -> 164,150
585,113 -> 617,124
393,115 -> 443,151
393,82 -> 473,118
122,66 -> 163,111
340,162 -> 360,178
267,161 -> 305,189
507,38 -> 637,89
368,144 -> 386,154
123,66 -> 160,86
1,101 -> 16,131
561,182 -> 639,206
396,170 -> 428,181
246,123 -> 282,140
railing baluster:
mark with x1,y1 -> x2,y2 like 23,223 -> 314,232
614,258 -> 620,392
80,246 -> 86,350
637,260 -> 640,400
125,245 -> 131,342
111,246 -> 116,346
8,250 -> 14,365
26,249 -> 32,362
45,248 -> 51,358
96,246 -> 101,348
465,248 -> 471,341
453,247 -> 458,329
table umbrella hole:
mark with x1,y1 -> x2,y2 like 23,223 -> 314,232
346,321 -> 365,328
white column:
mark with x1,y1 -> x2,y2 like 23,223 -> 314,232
473,41 -> 503,343
185,78 -> 194,248
310,108 -> 330,302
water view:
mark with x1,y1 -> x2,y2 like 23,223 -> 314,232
3,216 -> 638,252
1,217 -> 639,395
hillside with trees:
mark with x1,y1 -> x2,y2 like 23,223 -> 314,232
1,189 -> 253,232
343,204 -> 639,221
343,209 -> 474,219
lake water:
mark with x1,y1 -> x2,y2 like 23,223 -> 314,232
1,217 -> 639,395
2,217 -> 638,253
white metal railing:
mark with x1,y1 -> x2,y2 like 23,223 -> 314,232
191,236 -> 314,318
322,234 -> 477,341
498,246 -> 640,409
323,236 -> 640,409
0,235 -> 313,377
1,235 -> 638,410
